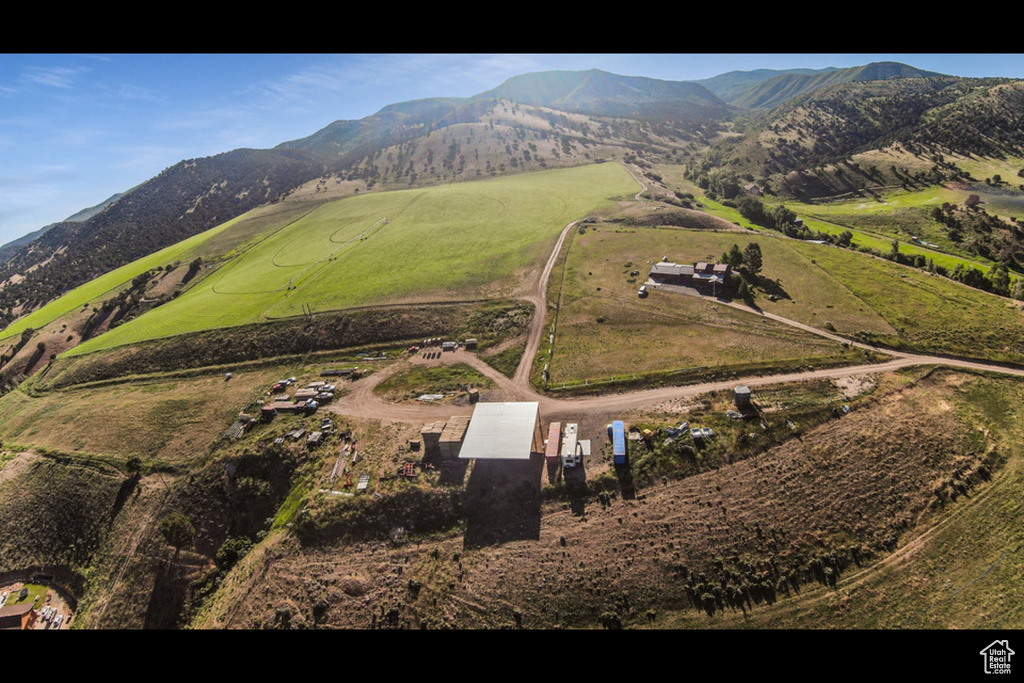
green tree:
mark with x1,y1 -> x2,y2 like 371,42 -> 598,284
742,243 -> 763,275
736,195 -> 767,226
988,263 -> 1011,297
215,536 -> 254,571
722,244 -> 744,268
736,278 -> 751,302
707,168 -> 741,200
126,456 -> 142,477
769,205 -> 797,231
159,511 -> 195,555
1012,279 -> 1024,301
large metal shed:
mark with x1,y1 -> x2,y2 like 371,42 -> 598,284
458,402 -> 543,461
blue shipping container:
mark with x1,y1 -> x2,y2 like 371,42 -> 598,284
612,420 -> 627,465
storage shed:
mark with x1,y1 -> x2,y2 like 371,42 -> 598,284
734,385 -> 752,408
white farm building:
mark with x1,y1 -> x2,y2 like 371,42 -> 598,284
458,402 -> 544,461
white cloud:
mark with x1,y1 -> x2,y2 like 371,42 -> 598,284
20,65 -> 89,89
249,54 -> 549,116
104,82 -> 167,105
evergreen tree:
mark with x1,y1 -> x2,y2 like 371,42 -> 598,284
743,243 -> 763,275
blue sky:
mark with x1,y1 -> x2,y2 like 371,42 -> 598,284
2,53 -> 1022,247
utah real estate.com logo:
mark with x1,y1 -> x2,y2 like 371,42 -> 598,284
980,640 -> 1014,675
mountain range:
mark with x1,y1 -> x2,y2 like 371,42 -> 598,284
1,61 -> 1021,338
4,58 -> 1024,634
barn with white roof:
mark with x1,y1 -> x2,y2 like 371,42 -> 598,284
458,402 -> 544,461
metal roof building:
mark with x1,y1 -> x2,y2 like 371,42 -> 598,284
458,402 -> 543,461
650,262 -> 695,278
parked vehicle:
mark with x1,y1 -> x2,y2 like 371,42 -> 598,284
561,423 -> 581,468
611,420 -> 627,465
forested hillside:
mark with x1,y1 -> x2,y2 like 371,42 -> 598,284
0,148 -> 326,325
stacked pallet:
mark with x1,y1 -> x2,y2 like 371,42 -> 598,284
420,421 -> 446,459
439,415 -> 471,460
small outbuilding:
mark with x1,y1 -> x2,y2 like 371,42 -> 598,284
734,385 -> 752,408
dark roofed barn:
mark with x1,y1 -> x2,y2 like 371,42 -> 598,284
0,602 -> 37,630
649,261 -> 732,295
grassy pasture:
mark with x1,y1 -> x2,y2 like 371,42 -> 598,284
549,221 -> 1024,384
630,172 -> 1024,362
547,226 -> 871,385
662,168 -> 1010,279
0,365 -> 286,466
373,362 -> 494,401
787,187 -> 1005,270
787,240 -> 1024,362
66,164 -> 636,356
0,219 -> 232,343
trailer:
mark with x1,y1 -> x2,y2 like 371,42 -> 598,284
611,420 -> 627,465
561,423 -> 581,467
545,422 -> 562,464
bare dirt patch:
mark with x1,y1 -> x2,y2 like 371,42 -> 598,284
832,373 -> 877,399
0,451 -> 43,484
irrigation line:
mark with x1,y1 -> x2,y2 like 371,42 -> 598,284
897,550 -> 1009,628
284,217 -> 389,291
209,210 -> 385,295
947,552 -> 1008,602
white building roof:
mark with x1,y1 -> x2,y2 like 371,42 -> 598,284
650,262 -> 694,277
459,402 -> 540,460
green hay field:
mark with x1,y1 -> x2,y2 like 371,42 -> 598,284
787,186 -> 1004,271
0,201 -> 318,344
64,164 -> 636,356
786,240 -> 1024,362
0,217 -> 237,343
